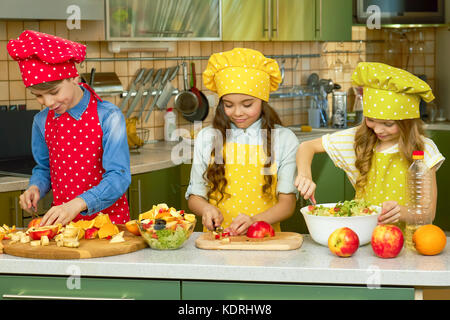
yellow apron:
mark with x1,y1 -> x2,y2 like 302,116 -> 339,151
208,142 -> 280,232
356,149 -> 410,231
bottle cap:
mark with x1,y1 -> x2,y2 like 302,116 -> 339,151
412,150 -> 424,160
167,108 -> 173,112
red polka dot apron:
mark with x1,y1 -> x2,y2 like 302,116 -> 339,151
45,83 -> 130,224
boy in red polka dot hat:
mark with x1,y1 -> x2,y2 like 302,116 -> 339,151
8,30 -> 131,226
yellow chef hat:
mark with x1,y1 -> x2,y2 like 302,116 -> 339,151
203,48 -> 281,102
352,62 -> 434,120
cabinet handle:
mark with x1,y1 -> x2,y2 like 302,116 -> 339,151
316,0 -> 322,39
14,196 -> 19,227
2,294 -> 133,300
274,0 -> 279,38
263,0 -> 268,37
137,30 -> 193,35
137,179 -> 142,214
268,0 -> 272,40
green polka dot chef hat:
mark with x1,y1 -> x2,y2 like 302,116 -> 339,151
351,62 -> 434,120
203,48 -> 281,102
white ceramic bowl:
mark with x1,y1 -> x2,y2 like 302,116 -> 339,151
300,203 -> 381,246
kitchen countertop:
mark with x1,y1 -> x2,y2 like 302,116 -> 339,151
1,122 -> 449,193
0,233 -> 449,287
0,131 -> 330,193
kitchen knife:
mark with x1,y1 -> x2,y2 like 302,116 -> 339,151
137,68 -> 163,120
126,68 -> 154,119
119,68 -> 145,111
144,68 -> 171,123
156,64 -> 179,110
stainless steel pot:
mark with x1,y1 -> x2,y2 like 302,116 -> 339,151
174,62 -> 198,115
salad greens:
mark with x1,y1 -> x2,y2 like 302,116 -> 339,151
146,227 -> 188,250
308,199 -> 376,217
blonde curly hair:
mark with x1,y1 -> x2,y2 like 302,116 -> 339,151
354,117 -> 425,195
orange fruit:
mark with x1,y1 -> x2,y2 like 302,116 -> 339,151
98,222 -> 119,239
125,220 -> 141,236
413,224 -> 447,256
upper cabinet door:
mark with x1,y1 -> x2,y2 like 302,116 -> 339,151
272,0 -> 316,41
107,0 -> 221,40
315,0 -> 352,41
222,0 -> 269,41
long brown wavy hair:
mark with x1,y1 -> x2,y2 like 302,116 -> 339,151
205,99 -> 282,204
354,117 -> 425,194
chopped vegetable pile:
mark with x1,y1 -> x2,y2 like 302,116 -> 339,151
307,200 -> 377,217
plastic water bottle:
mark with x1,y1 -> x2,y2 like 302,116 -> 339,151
405,150 -> 433,249
164,108 -> 177,141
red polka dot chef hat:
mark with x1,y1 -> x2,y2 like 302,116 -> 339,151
7,30 -> 86,87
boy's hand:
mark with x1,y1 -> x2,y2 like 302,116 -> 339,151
40,197 -> 87,226
19,185 -> 40,214
226,213 -> 254,236
294,174 -> 316,203
379,201 -> 401,224
201,204 -> 224,231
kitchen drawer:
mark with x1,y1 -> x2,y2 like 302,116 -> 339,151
181,281 -> 415,300
0,275 -> 180,300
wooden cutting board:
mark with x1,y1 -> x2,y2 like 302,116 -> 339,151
2,225 -> 148,260
195,232 -> 303,251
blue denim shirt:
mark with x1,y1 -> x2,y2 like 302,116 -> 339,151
29,86 -> 131,216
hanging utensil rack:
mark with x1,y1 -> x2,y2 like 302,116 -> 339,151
83,53 -> 320,64
85,53 -> 321,99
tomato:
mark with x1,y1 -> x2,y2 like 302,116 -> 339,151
308,205 -> 315,211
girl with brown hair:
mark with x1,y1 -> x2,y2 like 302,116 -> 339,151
186,48 -> 299,235
295,62 -> 444,228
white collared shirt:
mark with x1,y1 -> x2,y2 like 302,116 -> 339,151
186,118 -> 299,200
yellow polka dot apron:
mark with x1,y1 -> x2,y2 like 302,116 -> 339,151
356,149 -> 409,231
207,142 -> 280,232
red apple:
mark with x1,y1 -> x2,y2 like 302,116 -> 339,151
84,227 -> 99,239
328,227 -> 360,257
371,224 -> 404,258
28,218 -> 42,229
28,225 -> 59,240
246,221 -> 275,238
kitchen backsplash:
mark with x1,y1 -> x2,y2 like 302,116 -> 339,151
0,21 -> 436,140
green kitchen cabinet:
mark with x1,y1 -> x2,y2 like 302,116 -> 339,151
0,275 -> 180,300
128,166 -> 180,220
179,163 -> 204,232
0,190 -> 21,227
272,0 -> 316,41
223,0 -> 316,41
311,152 -> 345,203
426,130 -> 450,231
222,0 -> 352,41
181,281 -> 415,300
222,0 -> 269,41
315,0 -> 353,41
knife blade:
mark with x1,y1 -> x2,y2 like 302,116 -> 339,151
137,68 -> 163,120
156,64 -> 179,110
144,68 -> 171,123
126,68 -> 154,118
119,68 -> 145,111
